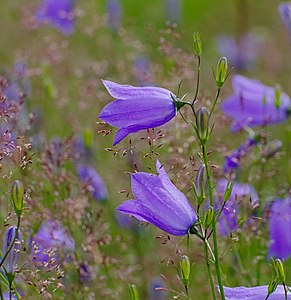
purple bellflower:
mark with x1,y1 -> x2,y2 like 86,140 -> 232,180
279,2 -> 291,33
133,56 -> 152,86
35,0 -> 75,35
32,220 -> 75,263
268,198 -> 291,260
99,80 -> 177,145
215,179 -> 259,236
106,0 -> 122,32
165,0 -> 181,23
149,277 -> 166,300
221,75 -> 291,131
77,164 -> 108,201
117,161 -> 197,236
223,285 -> 291,300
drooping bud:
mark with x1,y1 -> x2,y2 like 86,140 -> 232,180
274,259 -> 286,282
268,279 -> 278,296
195,107 -> 209,144
203,206 -> 215,229
129,284 -> 139,300
215,57 -> 228,88
11,180 -> 24,217
179,255 -> 191,287
193,32 -> 202,56
2,226 -> 22,277
195,164 -> 208,204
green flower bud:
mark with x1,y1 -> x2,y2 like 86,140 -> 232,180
179,255 -> 191,287
195,164 -> 208,204
223,181 -> 234,202
193,32 -> 202,56
274,259 -> 286,282
268,279 -> 278,296
215,57 -> 228,88
11,180 -> 24,217
203,206 -> 215,229
129,284 -> 139,300
83,128 -> 94,150
195,107 -> 209,143
274,85 -> 282,109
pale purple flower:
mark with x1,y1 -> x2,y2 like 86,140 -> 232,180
0,126 -> 16,160
106,0 -> 122,32
165,0 -> 181,23
149,278 -> 166,300
268,198 -> 291,260
117,161 -> 197,236
99,80 -> 177,145
215,179 -> 258,236
115,211 -> 141,232
224,137 -> 258,174
35,0 -> 75,35
223,285 -> 291,300
221,75 -> 291,131
77,164 -> 108,201
216,33 -> 261,70
32,220 -> 75,263
134,56 -> 152,86
279,2 -> 291,32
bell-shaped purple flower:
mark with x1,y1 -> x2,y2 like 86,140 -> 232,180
117,161 -> 197,236
215,179 -> 258,236
223,285 -> 291,300
106,0 -> 122,32
77,164 -> 108,201
35,0 -> 75,35
165,0 -> 181,23
279,2 -> 291,33
221,75 -> 291,131
268,198 -> 291,260
99,80 -> 177,145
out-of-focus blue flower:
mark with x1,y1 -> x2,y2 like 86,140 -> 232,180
35,0 -> 75,35
215,179 -> 258,236
224,137 -> 258,174
79,263 -> 92,284
115,211 -> 141,232
32,220 -> 75,263
279,2 -> 291,33
149,277 -> 166,300
117,161 -> 197,236
133,56 -> 152,86
268,198 -> 291,260
106,0 -> 122,32
165,0 -> 181,23
77,164 -> 108,201
221,75 -> 291,131
99,80 -> 177,145
216,33 -> 261,70
2,226 -> 22,275
222,285 -> 291,300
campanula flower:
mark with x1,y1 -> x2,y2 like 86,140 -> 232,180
106,0 -> 122,32
32,220 -> 75,263
99,80 -> 177,145
165,0 -> 181,23
279,2 -> 291,33
268,198 -> 291,260
221,75 -> 291,131
215,179 -> 258,236
77,164 -> 108,201
134,56 -> 152,86
149,278 -> 166,300
35,0 -> 75,35
222,285 -> 291,300
117,161 -> 197,236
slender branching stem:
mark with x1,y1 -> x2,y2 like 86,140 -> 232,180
210,88 -> 221,117
192,55 -> 201,107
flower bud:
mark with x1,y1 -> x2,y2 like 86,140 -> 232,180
274,85 -> 282,109
215,57 -> 228,88
274,259 -> 286,282
268,279 -> 278,296
129,284 -> 139,300
83,127 -> 94,150
2,226 -> 22,277
203,206 -> 215,229
195,107 -> 209,143
193,32 -> 202,56
11,180 -> 24,217
179,255 -> 191,287
195,164 -> 208,204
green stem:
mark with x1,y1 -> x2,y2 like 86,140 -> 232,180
202,145 -> 225,300
192,55 -> 201,106
283,282 -> 288,300
203,241 -> 217,300
210,88 -> 221,117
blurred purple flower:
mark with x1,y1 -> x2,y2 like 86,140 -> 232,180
99,80 -> 177,145
79,263 -> 92,284
0,126 -> 16,160
221,75 -> 291,131
149,277 -> 166,300
216,33 -> 261,70
117,161 -> 197,236
224,137 -> 258,174
268,198 -> 291,260
165,0 -> 181,23
32,220 -> 75,263
77,164 -> 108,201
223,285 -> 291,300
215,179 -> 258,236
35,0 -> 75,35
279,2 -> 291,32
106,0 -> 122,32
115,211 -> 141,232
134,56 -> 152,86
